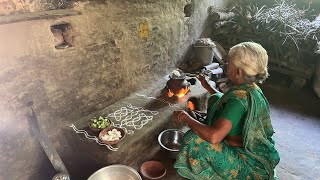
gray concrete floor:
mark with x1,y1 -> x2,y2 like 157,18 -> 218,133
32,76 -> 320,180
261,82 -> 320,180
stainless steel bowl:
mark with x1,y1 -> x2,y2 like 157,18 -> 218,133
88,164 -> 142,180
158,129 -> 184,159
52,173 -> 70,180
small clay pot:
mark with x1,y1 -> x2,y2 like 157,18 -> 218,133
140,160 -> 166,179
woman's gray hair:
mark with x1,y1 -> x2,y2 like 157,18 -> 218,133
228,42 -> 269,83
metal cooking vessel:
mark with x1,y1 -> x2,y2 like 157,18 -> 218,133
166,73 -> 192,95
158,129 -> 184,159
166,77 -> 190,93
88,164 -> 142,180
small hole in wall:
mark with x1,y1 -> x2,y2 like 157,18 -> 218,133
184,4 -> 193,17
51,23 -> 72,49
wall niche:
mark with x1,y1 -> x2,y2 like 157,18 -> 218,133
184,4 -> 193,17
50,23 -> 72,49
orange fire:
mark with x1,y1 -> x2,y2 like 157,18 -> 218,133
168,89 -> 175,97
167,87 -> 190,98
176,87 -> 190,98
187,101 -> 195,110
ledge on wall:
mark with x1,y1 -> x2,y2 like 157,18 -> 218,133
0,9 -> 81,25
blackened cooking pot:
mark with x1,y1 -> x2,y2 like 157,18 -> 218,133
166,75 -> 190,94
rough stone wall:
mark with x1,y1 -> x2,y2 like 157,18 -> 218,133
0,0 -> 73,15
0,0 -> 229,179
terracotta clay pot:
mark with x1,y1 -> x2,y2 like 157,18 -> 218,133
140,161 -> 166,179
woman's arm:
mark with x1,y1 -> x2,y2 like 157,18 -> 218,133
173,111 -> 232,144
197,74 -> 220,94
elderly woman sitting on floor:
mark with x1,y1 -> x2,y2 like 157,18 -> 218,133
173,42 -> 280,180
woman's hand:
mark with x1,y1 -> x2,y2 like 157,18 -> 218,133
197,74 -> 218,94
172,110 -> 187,126
196,74 -> 210,89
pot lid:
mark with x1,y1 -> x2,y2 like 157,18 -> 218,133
169,69 -> 186,79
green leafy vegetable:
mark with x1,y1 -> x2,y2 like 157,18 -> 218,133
89,116 -> 110,129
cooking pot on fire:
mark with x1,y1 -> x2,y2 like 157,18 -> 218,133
166,70 -> 195,97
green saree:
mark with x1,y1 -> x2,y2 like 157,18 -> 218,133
174,83 -> 280,180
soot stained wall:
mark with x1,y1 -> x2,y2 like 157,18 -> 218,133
0,0 -> 229,179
